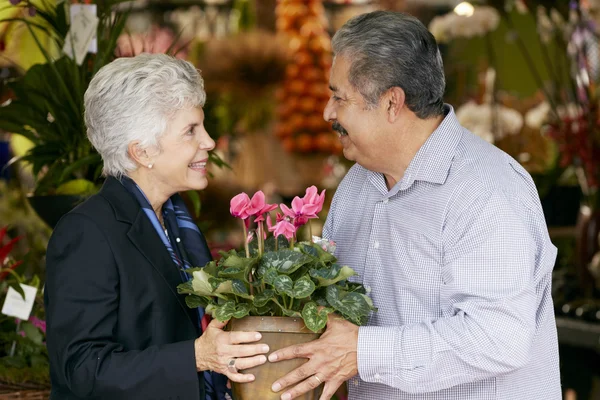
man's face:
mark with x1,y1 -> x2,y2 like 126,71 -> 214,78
323,56 -> 389,172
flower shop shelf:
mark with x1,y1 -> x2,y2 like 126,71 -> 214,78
556,317 -> 600,352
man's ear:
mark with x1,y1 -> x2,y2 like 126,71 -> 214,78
385,86 -> 406,123
128,141 -> 153,168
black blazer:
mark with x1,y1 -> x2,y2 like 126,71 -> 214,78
45,176 -> 206,400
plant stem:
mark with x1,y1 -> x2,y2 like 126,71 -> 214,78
242,219 -> 250,258
258,221 -> 264,256
275,235 -> 279,252
308,220 -> 313,242
241,219 -> 253,295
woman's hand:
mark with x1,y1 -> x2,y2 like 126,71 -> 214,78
194,319 -> 269,382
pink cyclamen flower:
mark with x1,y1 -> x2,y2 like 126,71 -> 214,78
267,213 -> 285,232
273,220 -> 297,240
245,191 -> 266,217
230,193 -> 251,219
280,196 -> 319,225
302,186 -> 326,216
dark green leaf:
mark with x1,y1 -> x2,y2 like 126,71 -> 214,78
260,250 -> 312,275
302,302 -> 333,333
232,279 -> 250,297
273,275 -> 293,296
185,295 -> 208,309
215,301 -> 236,321
310,264 -> 357,287
253,289 -> 275,307
325,285 -> 376,326
291,275 -> 316,299
232,303 -> 251,319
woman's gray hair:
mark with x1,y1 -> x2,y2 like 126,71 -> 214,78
332,11 -> 445,119
84,53 -> 206,177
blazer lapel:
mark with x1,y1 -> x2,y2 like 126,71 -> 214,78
98,178 -> 199,333
127,211 -> 200,333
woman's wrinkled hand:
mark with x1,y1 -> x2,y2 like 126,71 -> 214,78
194,318 -> 269,382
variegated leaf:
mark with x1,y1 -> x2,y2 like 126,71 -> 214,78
260,250 -> 312,274
302,302 -> 333,332
253,289 -> 275,307
274,275 -> 294,296
292,275 -> 316,299
310,264 -> 357,287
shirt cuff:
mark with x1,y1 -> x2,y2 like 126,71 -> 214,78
399,323 -> 432,369
357,326 -> 397,384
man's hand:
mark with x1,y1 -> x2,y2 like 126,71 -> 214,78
268,314 -> 359,400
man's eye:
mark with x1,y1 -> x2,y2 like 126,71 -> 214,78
332,95 -> 342,101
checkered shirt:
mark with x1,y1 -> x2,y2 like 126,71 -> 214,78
323,105 -> 561,400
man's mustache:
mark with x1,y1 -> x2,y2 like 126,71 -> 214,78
332,121 -> 348,136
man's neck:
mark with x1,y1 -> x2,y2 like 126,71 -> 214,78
382,114 -> 445,191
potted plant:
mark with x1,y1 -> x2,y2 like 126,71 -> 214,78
177,187 -> 376,400
0,0 -> 129,227
0,226 -> 49,396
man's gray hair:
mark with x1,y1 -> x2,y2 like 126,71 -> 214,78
84,53 -> 206,177
332,11 -> 445,119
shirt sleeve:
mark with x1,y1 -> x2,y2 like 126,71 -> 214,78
357,188 -> 545,394
45,212 -> 200,399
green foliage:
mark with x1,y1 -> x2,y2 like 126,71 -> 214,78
178,241 -> 377,333
0,1 -> 130,195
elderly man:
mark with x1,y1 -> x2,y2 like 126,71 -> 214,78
268,11 -> 560,400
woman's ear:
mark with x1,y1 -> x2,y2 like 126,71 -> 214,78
128,141 -> 153,169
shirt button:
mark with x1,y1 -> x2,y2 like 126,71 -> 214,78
382,198 -> 389,204
176,238 -> 181,243
374,373 -> 381,381
373,241 -> 380,249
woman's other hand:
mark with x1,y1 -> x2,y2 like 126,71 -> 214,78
194,319 -> 269,382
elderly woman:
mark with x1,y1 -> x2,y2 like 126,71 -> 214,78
44,54 -> 268,400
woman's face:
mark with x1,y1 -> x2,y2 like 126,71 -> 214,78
150,106 -> 215,195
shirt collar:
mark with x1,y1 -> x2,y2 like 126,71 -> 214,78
367,104 -> 463,195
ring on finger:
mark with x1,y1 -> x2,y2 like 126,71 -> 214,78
313,375 -> 323,385
228,358 -> 238,374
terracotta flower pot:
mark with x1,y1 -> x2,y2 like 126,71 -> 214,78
227,316 -> 323,400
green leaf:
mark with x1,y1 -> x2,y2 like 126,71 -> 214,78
177,280 -> 194,295
253,289 -> 275,307
273,275 -> 293,296
281,308 -> 302,318
325,285 -> 376,326
302,302 -> 333,333
232,279 -> 252,299
213,301 -> 251,321
8,282 -> 25,299
291,275 -> 316,299
185,295 -> 208,309
232,303 -> 251,319
300,242 -> 336,264
260,268 -> 279,286
214,301 -> 236,321
21,321 -> 44,345
310,264 -> 357,287
208,277 -> 233,294
273,274 -> 315,299
190,269 -> 226,299
260,250 -> 312,275
253,304 -> 274,315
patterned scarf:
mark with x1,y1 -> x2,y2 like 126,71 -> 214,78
120,176 -> 230,400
